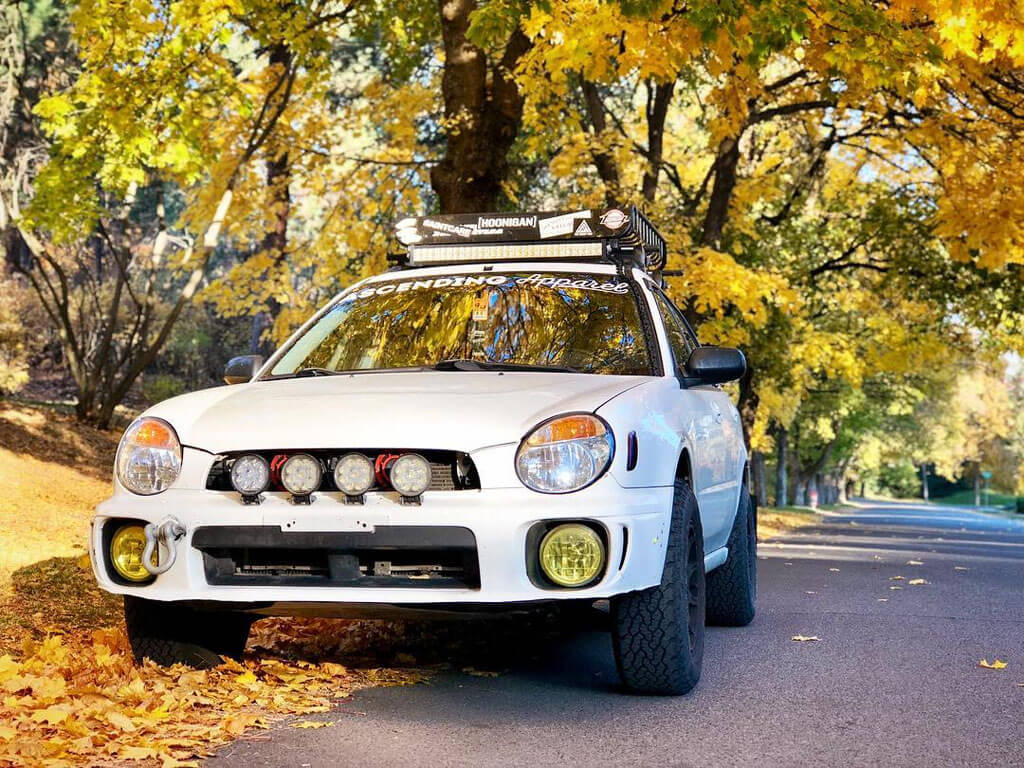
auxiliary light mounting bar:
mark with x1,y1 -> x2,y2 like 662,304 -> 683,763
390,205 -> 667,275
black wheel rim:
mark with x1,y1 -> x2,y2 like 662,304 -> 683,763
685,515 -> 703,653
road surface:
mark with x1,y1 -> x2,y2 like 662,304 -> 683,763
209,502 -> 1024,767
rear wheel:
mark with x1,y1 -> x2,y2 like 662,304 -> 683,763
124,596 -> 253,668
612,478 -> 705,695
706,487 -> 757,626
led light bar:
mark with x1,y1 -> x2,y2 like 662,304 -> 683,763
408,241 -> 605,266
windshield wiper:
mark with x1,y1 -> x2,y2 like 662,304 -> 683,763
432,359 -> 581,374
292,367 -> 342,377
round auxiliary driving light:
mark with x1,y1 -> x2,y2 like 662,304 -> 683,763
280,453 -> 322,496
110,524 -> 156,582
389,453 -> 431,497
539,523 -> 605,588
333,453 -> 374,496
230,454 -> 270,496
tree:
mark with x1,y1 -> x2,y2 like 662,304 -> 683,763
1,0 -> 351,425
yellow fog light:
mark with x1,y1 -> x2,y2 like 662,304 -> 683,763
539,524 -> 605,587
110,525 -> 156,582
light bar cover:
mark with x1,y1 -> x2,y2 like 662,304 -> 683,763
408,241 -> 605,265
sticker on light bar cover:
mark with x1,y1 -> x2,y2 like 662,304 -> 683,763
339,273 -> 629,303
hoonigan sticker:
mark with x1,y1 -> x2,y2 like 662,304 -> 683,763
338,274 -> 630,304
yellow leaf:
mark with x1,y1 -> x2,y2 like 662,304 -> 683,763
791,635 -> 820,642
908,578 -> 929,585
30,705 -> 70,725
292,720 -> 332,729
906,560 -> 923,565
979,659 -> 1007,670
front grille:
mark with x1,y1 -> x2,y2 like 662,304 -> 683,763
193,526 -> 480,589
205,449 -> 480,493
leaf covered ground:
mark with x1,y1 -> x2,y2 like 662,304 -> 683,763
0,403 -> 429,766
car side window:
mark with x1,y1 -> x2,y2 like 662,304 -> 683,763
652,291 -> 698,370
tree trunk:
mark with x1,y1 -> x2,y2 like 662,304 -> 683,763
431,0 -> 531,213
641,80 -> 675,203
794,477 -> 807,507
752,450 -> 768,507
700,136 -> 741,248
974,465 -> 981,507
775,426 -> 788,507
580,80 -> 620,204
920,463 -> 929,501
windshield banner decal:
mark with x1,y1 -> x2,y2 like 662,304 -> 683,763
340,273 -> 629,303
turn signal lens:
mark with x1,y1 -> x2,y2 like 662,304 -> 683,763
110,525 -> 155,582
539,524 -> 605,587
525,414 -> 606,445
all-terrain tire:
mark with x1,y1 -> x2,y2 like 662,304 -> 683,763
706,487 -> 757,626
612,478 -> 705,695
124,596 -> 253,668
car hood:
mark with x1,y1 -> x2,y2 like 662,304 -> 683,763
147,371 -> 650,453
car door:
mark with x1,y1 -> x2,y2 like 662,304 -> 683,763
650,290 -> 737,552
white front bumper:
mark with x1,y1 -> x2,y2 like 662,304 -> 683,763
91,479 -> 673,608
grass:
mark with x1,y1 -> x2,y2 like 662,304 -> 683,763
932,488 -> 1018,510
0,401 -> 122,652
758,504 -> 835,540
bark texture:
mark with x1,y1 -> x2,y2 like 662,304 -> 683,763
431,0 -> 531,213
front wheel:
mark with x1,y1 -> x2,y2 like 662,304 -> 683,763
612,478 -> 705,695
124,596 -> 253,668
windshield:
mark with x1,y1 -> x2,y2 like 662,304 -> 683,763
268,272 -> 653,377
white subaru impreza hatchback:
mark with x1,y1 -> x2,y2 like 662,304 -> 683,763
92,207 -> 756,695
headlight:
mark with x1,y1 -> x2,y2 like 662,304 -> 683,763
230,454 -> 270,496
515,413 -> 614,493
334,453 -> 374,496
116,417 -> 182,495
389,453 -> 431,497
280,453 -> 322,496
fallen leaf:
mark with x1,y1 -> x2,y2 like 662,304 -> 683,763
292,720 -> 333,729
791,635 -> 820,642
829,568 -> 840,572
979,659 -> 1007,670
805,591 -> 816,594
877,598 -> 888,602
906,560 -> 923,565
30,705 -> 70,725
462,667 -> 501,677
890,586 -> 902,590
954,566 -> 969,572
890,575 -> 905,581
908,578 -> 929,585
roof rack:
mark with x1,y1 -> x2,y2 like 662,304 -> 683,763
390,205 -> 667,274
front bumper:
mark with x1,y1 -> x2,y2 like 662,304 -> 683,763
91,480 -> 673,607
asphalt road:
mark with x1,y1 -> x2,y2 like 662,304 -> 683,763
209,502 -> 1024,768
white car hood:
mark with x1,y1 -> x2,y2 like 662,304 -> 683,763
147,371 -> 650,454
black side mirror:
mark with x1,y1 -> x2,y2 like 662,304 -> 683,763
224,355 -> 264,385
683,347 -> 746,385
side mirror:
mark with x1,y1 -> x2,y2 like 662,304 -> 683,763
223,355 -> 264,385
683,347 -> 746,385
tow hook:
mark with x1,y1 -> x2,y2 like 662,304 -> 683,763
142,517 -> 186,576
